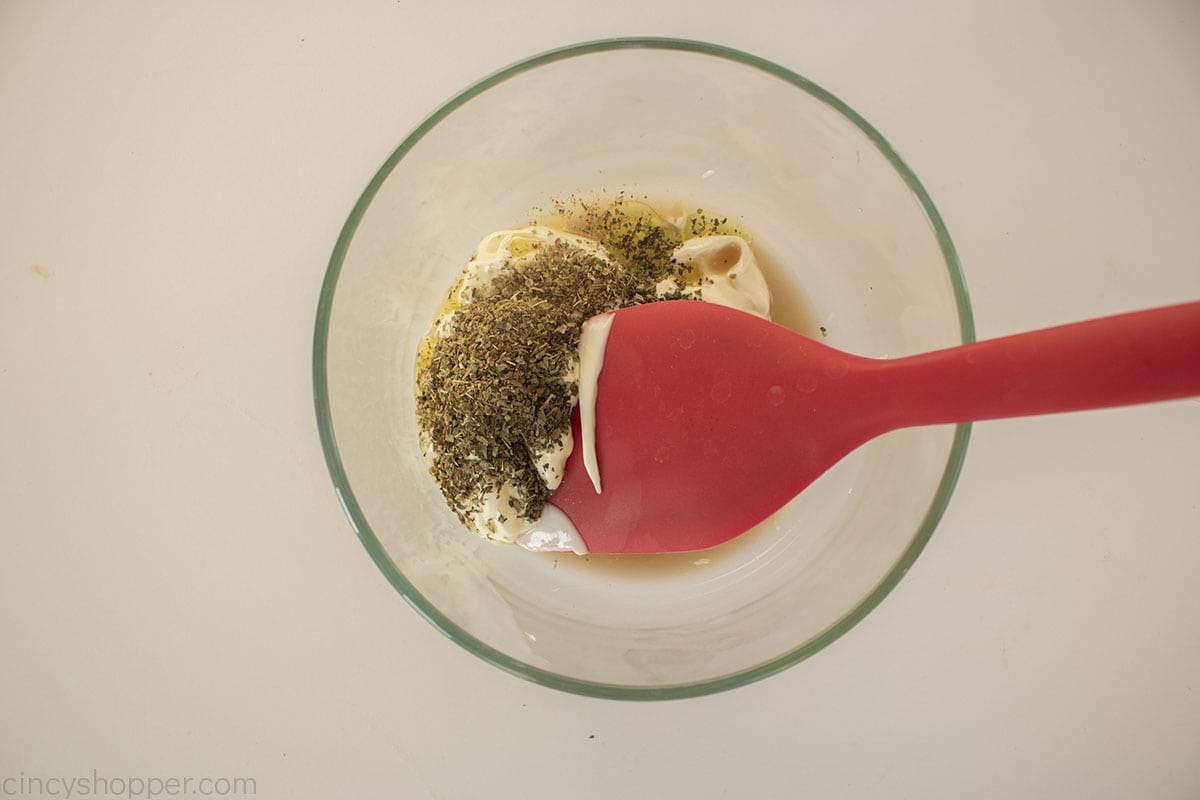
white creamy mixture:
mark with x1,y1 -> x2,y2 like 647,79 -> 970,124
421,215 -> 773,553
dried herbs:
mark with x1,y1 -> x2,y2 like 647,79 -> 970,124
416,233 -> 685,533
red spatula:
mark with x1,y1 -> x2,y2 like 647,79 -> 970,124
548,299 -> 1200,554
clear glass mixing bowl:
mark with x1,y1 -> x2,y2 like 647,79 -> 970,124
314,38 -> 973,699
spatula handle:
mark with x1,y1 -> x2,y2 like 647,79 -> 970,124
878,301 -> 1200,428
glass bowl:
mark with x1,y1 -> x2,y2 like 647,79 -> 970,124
314,38 -> 973,699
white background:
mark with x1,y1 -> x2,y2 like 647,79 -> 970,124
2,1 -> 1198,798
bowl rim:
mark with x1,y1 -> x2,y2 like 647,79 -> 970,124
312,36 -> 975,700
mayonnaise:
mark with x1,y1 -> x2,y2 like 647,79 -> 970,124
435,226 -> 614,339
666,235 -> 771,319
576,311 -> 615,495
419,225 -> 619,545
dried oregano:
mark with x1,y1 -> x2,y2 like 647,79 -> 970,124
416,235 -> 687,531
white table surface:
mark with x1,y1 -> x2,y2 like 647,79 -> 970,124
3,2 -> 1198,798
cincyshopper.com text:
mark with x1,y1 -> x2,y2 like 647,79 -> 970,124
1,771 -> 255,799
